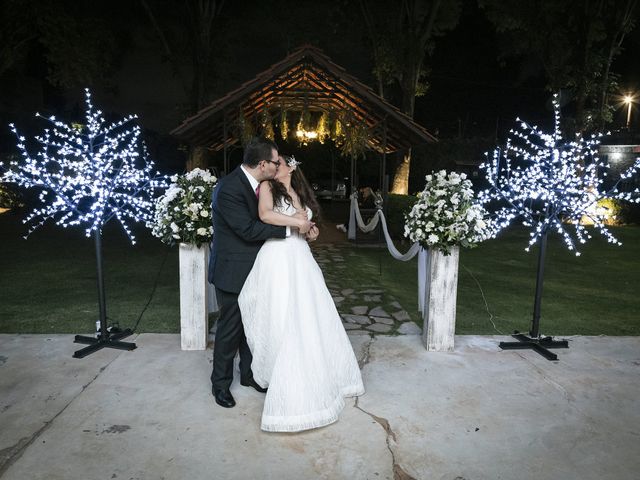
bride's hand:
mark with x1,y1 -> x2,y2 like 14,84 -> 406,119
306,225 -> 319,242
297,219 -> 313,234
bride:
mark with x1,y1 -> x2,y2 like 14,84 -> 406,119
238,154 -> 365,432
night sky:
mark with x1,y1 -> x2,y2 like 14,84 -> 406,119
1,0 -> 638,171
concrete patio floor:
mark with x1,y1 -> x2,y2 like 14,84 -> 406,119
1,333 -> 639,480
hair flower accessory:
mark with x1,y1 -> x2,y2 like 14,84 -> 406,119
285,155 -> 302,171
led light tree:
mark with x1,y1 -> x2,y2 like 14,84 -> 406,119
1,89 -> 167,358
479,94 -> 640,360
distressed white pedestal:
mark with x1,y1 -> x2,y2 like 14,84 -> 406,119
421,246 -> 459,352
179,243 -> 208,350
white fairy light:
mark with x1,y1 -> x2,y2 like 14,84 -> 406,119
479,94 -> 640,255
0,89 -> 168,243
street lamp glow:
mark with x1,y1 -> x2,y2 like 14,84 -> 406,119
623,93 -> 636,129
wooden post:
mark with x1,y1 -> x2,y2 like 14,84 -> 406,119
422,246 -> 459,352
179,243 -> 209,350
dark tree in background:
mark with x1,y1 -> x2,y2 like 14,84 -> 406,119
0,0 -> 128,88
140,0 -> 226,170
357,0 -> 462,195
479,0 -> 638,133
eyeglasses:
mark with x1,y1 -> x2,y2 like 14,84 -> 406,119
263,159 -> 281,167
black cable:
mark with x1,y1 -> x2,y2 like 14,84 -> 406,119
130,248 -> 171,333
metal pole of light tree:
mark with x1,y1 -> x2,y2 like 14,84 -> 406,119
73,229 -> 136,358
499,227 -> 568,360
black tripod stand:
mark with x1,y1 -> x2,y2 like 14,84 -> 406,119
73,230 -> 136,358
499,229 -> 569,361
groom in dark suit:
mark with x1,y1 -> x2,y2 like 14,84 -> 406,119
208,137 -> 313,408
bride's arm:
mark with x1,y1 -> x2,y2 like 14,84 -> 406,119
258,181 -> 309,230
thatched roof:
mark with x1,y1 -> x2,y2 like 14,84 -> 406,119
170,45 -> 437,153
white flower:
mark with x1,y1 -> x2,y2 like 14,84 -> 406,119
428,234 -> 439,243
151,170 -> 217,245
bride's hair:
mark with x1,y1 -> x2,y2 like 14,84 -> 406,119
269,156 -> 321,220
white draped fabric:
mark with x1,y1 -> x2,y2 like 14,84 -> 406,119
347,194 -> 429,314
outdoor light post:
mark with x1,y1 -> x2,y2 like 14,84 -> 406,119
625,94 -> 634,129
498,226 -> 569,360
479,93 -> 640,361
2,89 -> 167,359
72,229 -> 136,358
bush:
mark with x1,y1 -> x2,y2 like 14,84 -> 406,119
0,184 -> 23,209
385,193 -> 418,239
619,200 -> 640,225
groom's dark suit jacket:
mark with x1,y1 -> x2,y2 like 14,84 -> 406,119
208,166 -> 286,293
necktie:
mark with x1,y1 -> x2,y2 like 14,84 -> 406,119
255,184 -> 260,198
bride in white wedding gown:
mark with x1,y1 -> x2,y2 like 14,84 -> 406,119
238,155 -> 364,433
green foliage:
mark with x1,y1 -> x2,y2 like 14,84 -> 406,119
338,119 -> 370,159
1,212 -> 639,335
386,193 -> 419,239
150,169 -> 217,247
404,171 -> 489,254
479,0 -> 638,131
236,110 -> 256,146
280,108 -> 289,141
359,0 -> 463,110
408,137 -> 495,192
0,0 -> 126,88
596,198 -> 623,224
0,183 -> 23,209
618,200 -> 640,225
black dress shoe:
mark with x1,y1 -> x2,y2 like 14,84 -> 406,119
213,388 -> 236,408
240,378 -> 268,393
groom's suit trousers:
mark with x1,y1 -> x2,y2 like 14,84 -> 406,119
211,287 -> 253,392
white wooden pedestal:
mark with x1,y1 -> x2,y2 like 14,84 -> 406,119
421,246 -> 459,352
179,243 -> 209,350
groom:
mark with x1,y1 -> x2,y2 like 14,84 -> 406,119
208,137 -> 315,408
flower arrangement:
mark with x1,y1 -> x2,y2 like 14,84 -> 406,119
151,168 -> 217,247
404,170 -> 489,255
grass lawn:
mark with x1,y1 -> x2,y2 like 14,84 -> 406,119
319,225 -> 640,336
1,209 -> 638,336
0,212 -> 180,334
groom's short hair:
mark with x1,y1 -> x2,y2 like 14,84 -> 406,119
243,137 -> 279,168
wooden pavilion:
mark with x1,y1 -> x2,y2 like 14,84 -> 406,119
170,44 -> 437,191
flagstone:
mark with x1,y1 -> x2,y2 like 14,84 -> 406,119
370,316 -> 394,325
366,323 -> 392,333
364,295 -> 382,302
342,314 -> 371,325
392,310 -> 411,321
369,306 -> 390,318
398,322 -> 422,335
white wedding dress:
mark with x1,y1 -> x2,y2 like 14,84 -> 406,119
238,202 -> 365,432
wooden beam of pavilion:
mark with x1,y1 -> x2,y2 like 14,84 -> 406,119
171,45 -> 437,154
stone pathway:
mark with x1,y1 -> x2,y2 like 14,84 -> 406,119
311,243 -> 421,336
